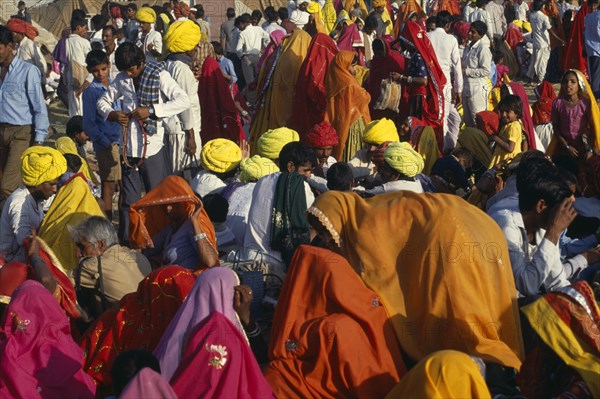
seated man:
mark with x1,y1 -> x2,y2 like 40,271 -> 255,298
0,147 -> 66,262
190,138 -> 242,198
430,147 -> 474,197
71,216 -> 152,316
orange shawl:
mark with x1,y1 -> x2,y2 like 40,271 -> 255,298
394,0 -> 426,36
308,191 -> 524,370
325,50 -> 371,159
264,245 -> 405,398
129,175 -> 216,253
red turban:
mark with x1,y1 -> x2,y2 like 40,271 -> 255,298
7,18 -> 38,40
371,141 -> 392,166
453,21 -> 470,41
173,3 -> 190,19
111,6 -> 122,19
305,121 -> 339,148
476,111 -> 500,136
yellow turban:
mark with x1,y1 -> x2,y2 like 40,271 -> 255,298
164,20 -> 201,53
136,7 -> 156,23
372,0 -> 387,7
21,146 -> 67,186
201,139 -> 242,174
256,128 -> 300,160
239,155 -> 279,183
383,141 -> 424,177
522,21 -> 531,32
306,1 -> 321,13
363,118 -> 400,145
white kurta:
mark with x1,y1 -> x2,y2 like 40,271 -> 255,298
66,34 -> 91,116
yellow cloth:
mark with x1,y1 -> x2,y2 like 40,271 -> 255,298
457,127 -> 493,167
239,155 -> 279,183
386,350 -> 492,399
20,146 -> 67,187
322,0 -> 337,33
55,137 -> 92,182
353,65 -> 369,86
363,118 -> 400,145
384,141 -> 424,177
38,175 -> 104,271
307,2 -> 327,34
343,0 -> 368,19
372,0 -> 387,7
308,191 -> 524,369
256,128 -> 300,160
571,69 -> 600,150
159,13 -> 170,32
411,126 -> 439,176
490,120 -> 522,168
200,139 -> 242,173
382,8 -> 394,35
136,7 -> 156,23
164,20 -> 201,53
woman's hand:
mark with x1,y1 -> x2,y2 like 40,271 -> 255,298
233,285 -> 253,326
567,145 -> 579,158
189,202 -> 204,228
240,139 -> 250,159
28,228 -> 40,258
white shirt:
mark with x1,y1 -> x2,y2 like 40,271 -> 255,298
190,170 -> 227,198
225,182 -> 256,245
16,36 -> 46,78
263,22 -> 286,35
236,25 -> 269,57
514,2 -> 529,20
66,33 -> 91,66
243,172 -> 314,267
485,1 -> 507,39
529,11 -> 552,48
463,39 -> 492,82
427,28 -> 463,93
91,29 -> 103,44
139,29 -> 163,63
0,187 -> 44,263
164,60 -> 201,137
364,179 -> 424,195
584,11 -> 600,58
97,70 -> 190,158
107,50 -> 119,81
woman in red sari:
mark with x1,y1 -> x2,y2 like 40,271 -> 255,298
290,33 -> 339,137
532,81 -> 557,126
562,1 -> 589,75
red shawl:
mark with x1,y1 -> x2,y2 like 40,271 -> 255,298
504,23 -> 524,50
290,33 -> 339,137
198,57 -> 244,143
505,82 -> 537,149
562,1 -> 588,75
532,81 -> 556,125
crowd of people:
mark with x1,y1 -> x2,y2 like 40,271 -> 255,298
0,0 -> 599,397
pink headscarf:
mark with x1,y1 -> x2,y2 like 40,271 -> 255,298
453,20 -> 470,42
170,311 -> 275,398
0,281 -> 96,399
337,23 -> 362,52
120,368 -> 177,399
153,267 -> 247,381
257,30 -> 286,69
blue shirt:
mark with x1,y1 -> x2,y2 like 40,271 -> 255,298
584,11 -> 600,58
0,57 -> 48,142
82,79 -> 122,152
218,56 -> 237,84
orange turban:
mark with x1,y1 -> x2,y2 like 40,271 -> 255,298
7,18 -> 38,40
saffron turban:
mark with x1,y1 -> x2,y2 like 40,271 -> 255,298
363,118 -> 400,145
165,20 -> 201,53
7,18 -> 38,40
476,111 -> 500,136
383,141 -> 424,177
173,2 -> 190,19
305,121 -> 339,148
136,7 -> 156,23
256,128 -> 300,160
372,0 -> 387,7
239,155 -> 279,183
201,139 -> 242,174
21,146 -> 67,187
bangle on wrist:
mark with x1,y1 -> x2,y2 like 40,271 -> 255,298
194,233 -> 207,242
244,322 -> 261,337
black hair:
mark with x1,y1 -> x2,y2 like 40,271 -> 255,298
532,0 -> 544,11
590,0 -> 599,6
278,7 -> 289,21
364,13 -> 379,31
66,115 -> 84,138
111,350 -> 160,397
90,41 -> 104,51
436,11 -> 452,27
211,41 -> 224,55
234,16 -> 242,28
202,193 -> 229,223
426,16 -> 437,26
240,13 -> 252,24
278,142 -> 318,171
86,49 -> 110,71
475,0 -> 488,8
451,147 -> 473,164
91,14 -> 105,29
251,9 -> 263,21
103,25 -> 117,36
72,9 -> 87,20
372,38 -> 385,53
561,69 -> 580,87
493,50 -> 504,64
470,20 -> 488,36
517,157 -> 571,211
71,17 -> 87,31
264,6 -> 278,22
18,1 -> 25,7
498,94 -> 523,119
327,162 -> 354,191
552,153 -> 579,176
64,153 -> 83,173
197,5 -> 205,18
127,3 -> 138,11
557,166 -> 577,189
0,26 -> 13,45
226,7 -> 236,18
115,41 -> 145,71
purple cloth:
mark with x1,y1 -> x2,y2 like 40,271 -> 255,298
552,97 -> 590,141
257,30 -> 285,70
153,267 -> 246,381
120,368 -> 177,399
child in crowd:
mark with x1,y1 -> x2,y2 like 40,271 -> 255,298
212,41 -> 237,85
489,95 -> 523,167
494,51 -> 509,87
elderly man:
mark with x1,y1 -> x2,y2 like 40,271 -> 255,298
71,216 -> 151,317
0,146 -> 66,262
7,18 -> 46,78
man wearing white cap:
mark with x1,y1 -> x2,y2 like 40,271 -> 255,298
288,0 -> 311,29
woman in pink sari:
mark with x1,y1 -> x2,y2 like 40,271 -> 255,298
257,30 -> 286,70
337,23 -> 365,65
0,281 -> 96,398
120,368 -> 177,399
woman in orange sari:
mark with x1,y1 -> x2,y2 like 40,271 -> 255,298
325,50 -> 371,161
394,0 -> 426,36
79,266 -> 195,397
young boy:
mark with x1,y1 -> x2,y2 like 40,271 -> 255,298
489,94 -> 523,168
66,17 -> 91,116
212,41 -> 237,84
82,50 -> 122,219
97,42 -> 190,243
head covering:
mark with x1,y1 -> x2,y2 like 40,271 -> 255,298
201,139 -> 242,174
20,146 -> 67,187
363,118 -> 400,145
7,18 -> 38,40
55,136 -> 92,181
457,127 -> 493,167
164,20 -> 201,53
367,39 -> 407,120
79,266 -> 195,396
453,20 -> 470,42
120,368 -> 177,399
257,30 -> 286,70
264,245 -> 406,398
307,191 -> 525,369
373,0 -> 387,6
154,267 -> 247,381
0,261 -> 32,305
475,111 -> 500,136
532,81 -> 557,126
305,121 -> 339,148
504,23 -> 524,50
383,141 -> 424,177
239,155 -> 278,183
136,7 -> 156,23
337,23 -> 362,52
256,128 -> 300,160
306,1 -> 321,13
0,281 -> 96,399
173,2 -> 190,19
170,312 -> 275,398
110,5 -> 122,19
562,2 -> 589,75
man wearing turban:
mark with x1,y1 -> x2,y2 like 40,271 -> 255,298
7,18 -> 46,82
136,7 -> 163,63
0,146 -> 67,263
304,121 -> 339,177
239,155 -> 278,183
190,139 -> 242,197
256,128 -> 300,161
